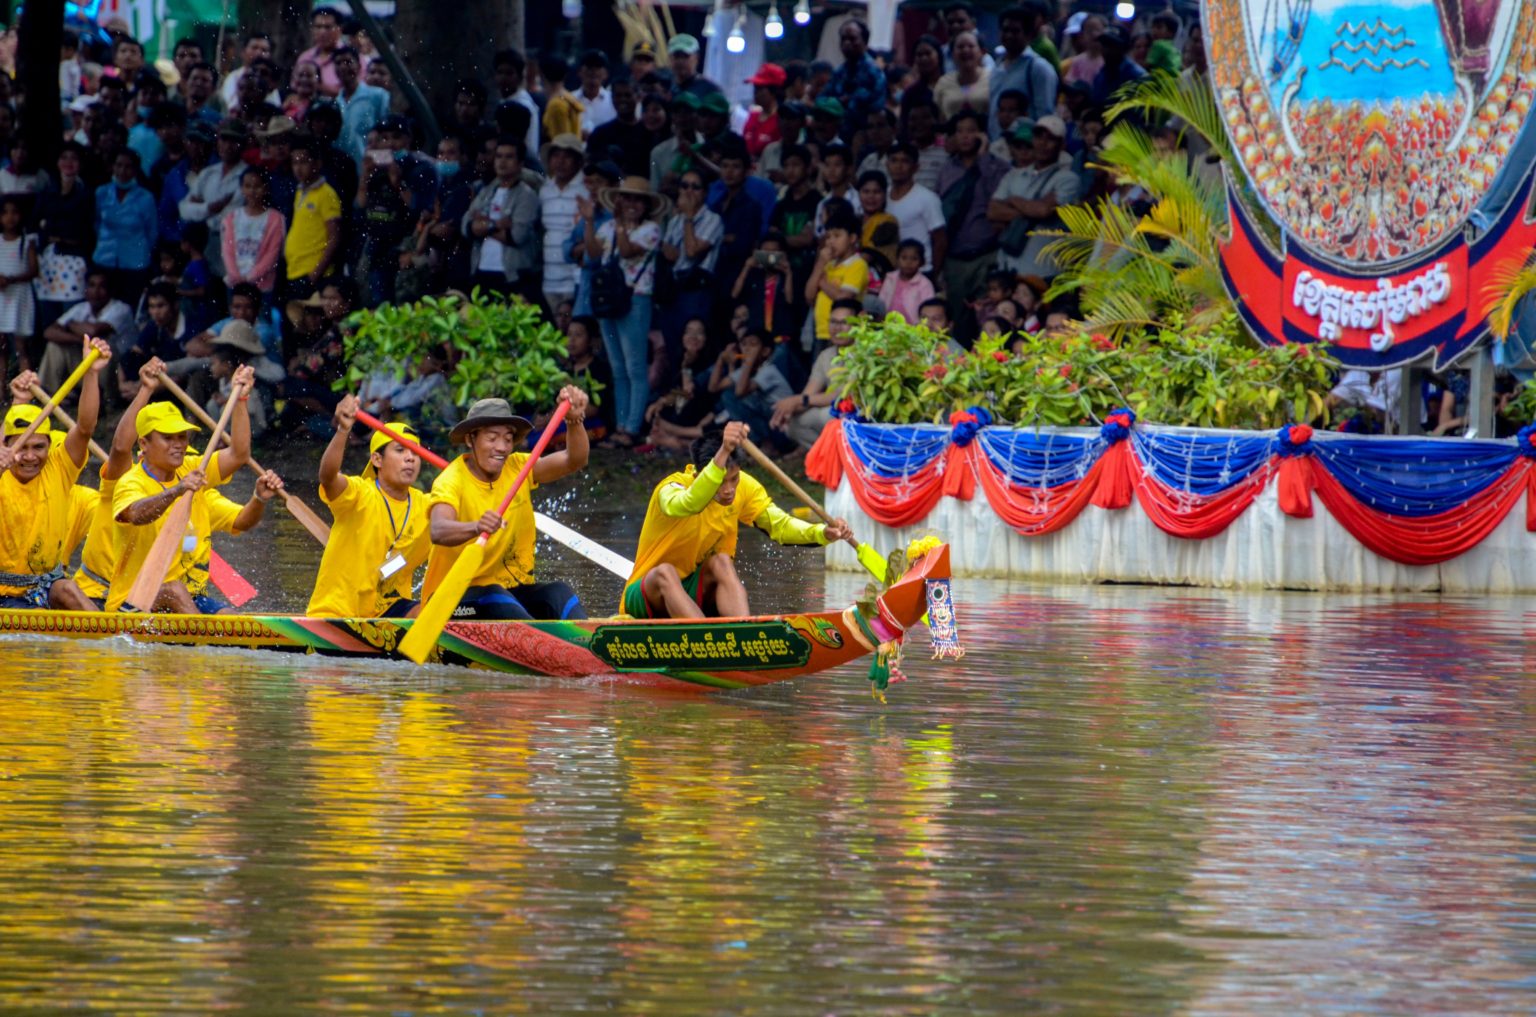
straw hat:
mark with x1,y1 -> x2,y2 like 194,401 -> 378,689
449,397 -> 532,445
598,176 -> 671,220
213,319 -> 265,356
285,291 -> 327,328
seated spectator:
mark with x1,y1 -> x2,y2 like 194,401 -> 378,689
710,330 -> 794,451
878,240 -> 936,323
357,342 -> 456,439
206,320 -> 270,438
186,282 -> 282,379
563,315 -> 614,439
280,279 -> 353,430
40,268 -> 134,394
644,316 -> 715,450
770,297 -> 859,451
221,167 -> 285,297
120,281 -> 190,399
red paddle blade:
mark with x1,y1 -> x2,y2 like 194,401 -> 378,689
208,550 -> 257,607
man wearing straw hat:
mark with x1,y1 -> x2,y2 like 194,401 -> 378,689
0,337 -> 112,610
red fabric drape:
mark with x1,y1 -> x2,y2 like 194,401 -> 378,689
941,444 -> 976,500
975,450 -> 1105,536
1089,441 -> 1137,510
1133,464 -> 1275,540
1277,456 -> 1315,518
1309,457 -> 1531,566
805,417 -> 844,489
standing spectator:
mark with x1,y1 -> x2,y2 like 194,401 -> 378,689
934,31 -> 991,120
357,129 -> 418,307
942,3 -> 996,70
298,6 -> 345,97
539,134 -> 588,313
708,141 -> 766,300
586,81 -> 651,178
855,107 -> 898,180
303,102 -> 360,209
449,79 -> 497,158
586,177 -> 666,447
181,120 -> 248,275
992,4 -> 1059,127
94,149 -> 157,302
903,101 -> 949,191
1091,26 -> 1148,106
935,109 -> 1008,328
35,143 -> 95,336
667,34 -> 721,99
822,20 -> 885,140
127,75 -> 170,171
988,115 -> 1081,281
157,119 -> 211,244
650,92 -> 701,194
113,36 -> 146,79
884,141 -> 947,272
372,115 -> 438,216
540,56 -> 584,143
576,50 -> 615,136
769,297 -> 857,450
220,32 -> 273,112
40,268 -> 134,391
0,138 -> 50,197
284,137 -> 343,297
805,205 -> 867,342
742,63 -> 786,159
172,37 -> 203,93
770,144 -> 822,332
855,171 -> 898,272
333,47 -> 390,165
905,36 -> 946,111
255,117 -> 299,222
878,240 -> 937,323
756,101 -> 807,184
284,61 -> 322,121
814,144 -> 859,234
224,168 -> 287,299
493,49 -> 541,159
567,160 -> 622,316
462,136 -> 539,299
1062,14 -> 1106,86
0,197 -> 37,391
184,62 -> 221,127
658,168 -> 722,364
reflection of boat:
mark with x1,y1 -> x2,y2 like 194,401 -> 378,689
0,545 -> 950,692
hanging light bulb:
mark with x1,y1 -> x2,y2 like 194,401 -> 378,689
793,0 -> 811,25
726,10 -> 747,53
765,2 -> 784,39
1114,1 -> 1135,19
703,0 -> 720,37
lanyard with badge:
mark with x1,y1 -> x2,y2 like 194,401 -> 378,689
376,480 -> 410,584
147,463 -> 198,555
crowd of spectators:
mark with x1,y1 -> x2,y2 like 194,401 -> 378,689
6,2 -> 1216,452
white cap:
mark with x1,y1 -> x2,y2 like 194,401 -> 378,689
1065,11 -> 1089,35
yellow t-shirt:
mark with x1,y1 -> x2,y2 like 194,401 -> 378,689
73,471 -> 118,599
626,464 -> 775,585
65,484 -> 98,558
423,453 -> 537,599
284,180 -> 341,280
0,443 -> 88,595
306,475 -> 432,618
814,254 -> 870,338
542,92 -> 585,142
107,452 -> 234,611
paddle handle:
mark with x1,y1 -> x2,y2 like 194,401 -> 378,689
29,384 -> 108,462
355,409 -> 450,469
740,437 -> 857,549
8,347 -> 100,451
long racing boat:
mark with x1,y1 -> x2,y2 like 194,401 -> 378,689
0,544 -> 951,692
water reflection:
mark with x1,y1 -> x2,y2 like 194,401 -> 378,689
1,578 -> 1533,1013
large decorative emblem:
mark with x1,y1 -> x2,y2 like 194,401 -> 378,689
1207,0 -> 1536,367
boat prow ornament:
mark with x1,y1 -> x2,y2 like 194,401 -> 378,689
1206,0 -> 1536,368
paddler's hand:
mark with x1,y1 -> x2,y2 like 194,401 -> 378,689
232,363 -> 256,393
139,357 -> 166,390
558,385 -> 589,426
824,518 -> 853,544
721,420 -> 749,453
334,393 -> 359,432
475,510 -> 504,536
0,444 -> 14,473
178,468 -> 207,496
9,369 -> 38,404
84,335 -> 112,372
254,469 -> 283,501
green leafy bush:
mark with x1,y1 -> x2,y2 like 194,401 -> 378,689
829,312 -> 1338,430
337,289 -> 574,411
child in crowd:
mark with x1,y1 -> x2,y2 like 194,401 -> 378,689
563,315 -> 614,440
877,239 -> 935,323
711,330 -> 793,452
0,196 -> 37,391
222,167 -> 285,297
806,207 -> 868,344
645,317 -> 716,450
731,232 -> 796,342
970,269 -> 1016,331
205,321 -> 269,439
177,222 -> 217,332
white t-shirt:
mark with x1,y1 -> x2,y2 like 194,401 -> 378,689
577,87 -> 616,135
477,186 -> 515,273
229,208 -> 269,278
885,183 -> 945,270
539,177 -> 590,296
57,298 -> 136,354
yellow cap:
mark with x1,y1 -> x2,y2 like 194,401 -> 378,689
3,404 -> 50,438
135,402 -> 202,439
370,422 -> 420,456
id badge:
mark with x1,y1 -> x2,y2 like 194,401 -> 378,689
181,533 -> 198,553
379,553 -> 407,581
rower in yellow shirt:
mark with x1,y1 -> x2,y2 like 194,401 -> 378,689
306,394 -> 432,618
108,365 -> 285,613
425,388 -> 590,619
622,421 -> 852,619
0,338 -> 112,610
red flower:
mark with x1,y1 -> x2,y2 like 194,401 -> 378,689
1248,358 -> 1263,367
1058,364 -> 1072,378
1091,333 -> 1115,351
992,351 -> 1010,363
924,363 -> 948,380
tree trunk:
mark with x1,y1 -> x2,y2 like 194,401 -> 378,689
392,0 -> 523,126
236,0 -> 311,69
17,0 -> 64,168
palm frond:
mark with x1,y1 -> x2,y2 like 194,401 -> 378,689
1482,255 -> 1536,338
1107,72 -> 1238,168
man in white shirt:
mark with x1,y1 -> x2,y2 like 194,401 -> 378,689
39,268 -> 136,394
179,120 -> 249,276
494,48 -> 542,159
538,134 -> 589,313
576,50 -> 616,137
884,141 -> 947,272
219,32 -> 272,111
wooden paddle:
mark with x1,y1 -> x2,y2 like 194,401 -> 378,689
155,373 -> 332,544
740,437 -> 892,582
2,347 -> 100,472
355,409 -> 634,578
34,383 -> 256,606
398,400 -> 570,664
122,382 -> 244,612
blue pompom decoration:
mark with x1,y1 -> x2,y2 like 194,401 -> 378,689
1277,423 -> 1315,457
1517,422 -> 1536,458
1099,407 -> 1136,443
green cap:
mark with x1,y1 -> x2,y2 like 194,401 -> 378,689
700,91 -> 730,114
812,96 -> 845,119
667,33 -> 700,55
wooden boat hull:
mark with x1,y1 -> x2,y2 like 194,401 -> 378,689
0,545 -> 950,691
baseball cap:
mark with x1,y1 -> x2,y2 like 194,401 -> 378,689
2,404 -> 48,438
370,421 -> 420,455
812,96 -> 846,119
1034,114 -> 1067,139
1065,11 -> 1088,35
135,402 -> 201,439
1006,120 -> 1035,144
746,63 -> 787,88
667,33 -> 700,55
631,42 -> 657,61
700,91 -> 731,115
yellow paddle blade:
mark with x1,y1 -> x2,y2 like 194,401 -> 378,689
399,537 -> 488,663
855,541 -> 889,582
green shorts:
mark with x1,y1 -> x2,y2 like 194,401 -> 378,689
622,567 -> 703,618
